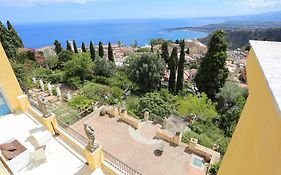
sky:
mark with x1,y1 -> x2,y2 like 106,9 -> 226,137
0,0 -> 281,23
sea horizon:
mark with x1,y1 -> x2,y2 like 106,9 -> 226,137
13,18 -> 221,49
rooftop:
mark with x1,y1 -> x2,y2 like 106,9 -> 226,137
250,40 -> 281,115
70,113 -> 208,175
0,113 -> 103,175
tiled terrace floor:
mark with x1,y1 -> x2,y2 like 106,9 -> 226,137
71,114 -> 207,175
0,113 -> 104,175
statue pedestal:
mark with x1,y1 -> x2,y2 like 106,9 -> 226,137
85,146 -> 104,170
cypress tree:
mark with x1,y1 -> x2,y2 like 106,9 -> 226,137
7,20 -> 23,48
195,30 -> 229,100
168,47 -> 177,93
168,47 -> 178,70
161,42 -> 169,63
82,42 -> 87,52
73,40 -> 78,53
176,40 -> 186,93
151,43 -> 154,53
54,40 -> 63,54
108,42 -> 114,62
90,41 -> 96,61
98,41 -> 104,58
0,21 -> 17,59
66,41 -> 73,52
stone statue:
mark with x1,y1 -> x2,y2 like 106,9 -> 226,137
83,123 -> 98,152
37,95 -> 52,118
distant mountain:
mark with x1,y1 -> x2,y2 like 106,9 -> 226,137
199,28 -> 281,49
225,10 -> 281,22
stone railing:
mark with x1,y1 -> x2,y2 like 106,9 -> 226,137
186,138 -> 220,164
119,110 -> 140,129
155,128 -> 182,146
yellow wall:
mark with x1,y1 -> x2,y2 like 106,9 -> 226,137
0,43 -> 23,112
218,49 -> 281,175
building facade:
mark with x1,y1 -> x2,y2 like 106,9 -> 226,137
219,41 -> 281,175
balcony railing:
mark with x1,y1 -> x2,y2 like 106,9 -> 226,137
55,116 -> 88,146
103,150 -> 142,175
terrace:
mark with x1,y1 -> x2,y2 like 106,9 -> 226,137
0,113 -> 104,175
70,108 -> 209,175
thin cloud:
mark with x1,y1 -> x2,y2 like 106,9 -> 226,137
0,0 -> 108,7
235,0 -> 281,8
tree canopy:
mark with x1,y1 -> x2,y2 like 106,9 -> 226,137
54,40 -> 63,55
168,47 -> 177,93
138,89 -> 176,122
216,82 -> 247,136
7,20 -> 23,48
66,41 -> 73,52
126,53 -> 165,92
89,41 -> 96,61
176,40 -> 185,93
64,53 -> 94,88
81,42 -> 87,53
161,42 -> 169,63
195,30 -> 229,100
73,40 -> 78,53
108,42 -> 114,61
94,56 -> 116,77
98,41 -> 104,58
0,21 -> 22,59
177,93 -> 218,120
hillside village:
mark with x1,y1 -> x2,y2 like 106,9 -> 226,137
24,39 -> 247,89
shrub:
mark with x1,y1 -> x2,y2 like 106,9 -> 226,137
138,89 -> 176,120
126,53 -> 165,92
64,53 -> 94,88
107,86 -> 123,105
33,67 -> 52,78
47,71 -> 63,84
69,95 -> 92,111
108,71 -> 136,90
94,57 -> 116,77
126,95 -> 140,117
45,55 -> 59,69
209,162 -> 221,175
92,76 -> 110,85
66,76 -> 81,89
81,82 -> 111,104
136,48 -> 151,52
176,93 -> 218,120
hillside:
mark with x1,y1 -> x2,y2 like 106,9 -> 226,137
199,28 -> 281,49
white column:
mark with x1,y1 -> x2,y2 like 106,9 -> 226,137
39,79 -> 44,91
56,86 -> 62,97
47,83 -> 53,95
66,93 -> 72,102
32,77 -> 37,84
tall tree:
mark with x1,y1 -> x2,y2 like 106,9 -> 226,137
161,42 -> 169,63
151,43 -> 154,53
0,21 -> 17,59
176,40 -> 185,93
89,41 -> 96,61
66,41 -> 73,52
127,53 -> 165,92
81,42 -> 87,53
195,30 -> 229,100
53,40 -> 63,54
73,40 -> 78,53
98,41 -> 104,58
108,42 -> 114,62
168,47 -> 178,70
7,20 -> 23,48
168,47 -> 177,93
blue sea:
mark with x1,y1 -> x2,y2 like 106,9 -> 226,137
14,18 -> 220,49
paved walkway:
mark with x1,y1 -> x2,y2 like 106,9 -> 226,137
71,115 -> 207,175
